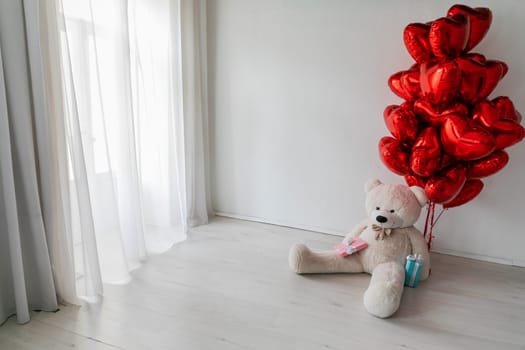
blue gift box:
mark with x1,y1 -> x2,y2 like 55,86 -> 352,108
404,254 -> 423,288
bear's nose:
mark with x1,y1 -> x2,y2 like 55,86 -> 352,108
376,215 -> 388,223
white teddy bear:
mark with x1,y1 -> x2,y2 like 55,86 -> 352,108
288,179 -> 430,318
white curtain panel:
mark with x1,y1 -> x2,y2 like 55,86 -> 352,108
39,0 -> 212,302
0,0 -> 59,324
179,0 -> 213,225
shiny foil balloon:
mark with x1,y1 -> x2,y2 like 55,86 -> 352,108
420,60 -> 461,109
400,69 -> 422,100
472,100 -> 525,149
384,104 -> 419,143
388,71 -> 410,100
493,96 -> 523,123
447,5 -> 492,52
403,23 -> 432,64
440,114 -> 496,160
457,58 -> 508,105
410,127 -> 442,177
414,99 -> 468,126
425,165 -> 467,203
467,150 -> 509,179
379,137 -> 411,176
388,68 -> 421,101
443,179 -> 484,209
429,14 -> 469,60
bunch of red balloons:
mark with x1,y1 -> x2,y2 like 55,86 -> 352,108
379,4 -> 525,209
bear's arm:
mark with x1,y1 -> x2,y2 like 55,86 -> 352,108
406,228 -> 430,281
342,219 -> 369,244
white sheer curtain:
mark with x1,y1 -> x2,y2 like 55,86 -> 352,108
39,0 -> 211,303
0,0 -> 59,324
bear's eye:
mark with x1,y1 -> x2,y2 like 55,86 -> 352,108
376,207 -> 380,210
390,209 -> 395,213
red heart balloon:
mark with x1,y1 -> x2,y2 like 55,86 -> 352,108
425,165 -> 467,203
429,14 -> 469,60
414,99 -> 468,126
405,175 -> 427,188
457,58 -> 508,105
443,179 -> 484,208
467,150 -> 509,179
388,71 -> 408,100
384,104 -> 419,143
420,60 -> 461,108
410,127 -> 442,177
388,68 -> 421,101
441,114 -> 496,160
472,100 -> 525,149
447,5 -> 492,52
404,23 -> 432,64
379,137 -> 411,176
400,69 -> 422,100
493,96 -> 523,123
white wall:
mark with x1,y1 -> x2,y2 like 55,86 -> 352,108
207,0 -> 525,266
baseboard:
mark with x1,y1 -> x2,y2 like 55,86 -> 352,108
214,211 -> 344,236
430,248 -> 525,267
215,212 -> 525,268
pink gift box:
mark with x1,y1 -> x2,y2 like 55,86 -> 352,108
335,238 -> 368,257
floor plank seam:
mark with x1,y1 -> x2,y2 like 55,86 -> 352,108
35,318 -> 124,349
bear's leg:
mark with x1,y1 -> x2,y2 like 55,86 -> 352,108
289,244 -> 364,274
363,261 -> 404,318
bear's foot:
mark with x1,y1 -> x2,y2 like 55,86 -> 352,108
288,243 -> 310,274
288,243 -> 363,274
363,261 -> 404,318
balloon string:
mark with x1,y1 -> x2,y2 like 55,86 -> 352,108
427,202 -> 436,250
431,207 -> 447,229
423,202 -> 432,241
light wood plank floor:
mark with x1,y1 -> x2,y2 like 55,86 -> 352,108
1,217 -> 524,349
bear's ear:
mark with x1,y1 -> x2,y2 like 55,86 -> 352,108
410,186 -> 428,207
365,179 -> 382,193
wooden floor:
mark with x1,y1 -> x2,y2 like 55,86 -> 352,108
1,217 -> 525,350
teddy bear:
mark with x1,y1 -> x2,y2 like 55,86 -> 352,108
288,179 -> 430,318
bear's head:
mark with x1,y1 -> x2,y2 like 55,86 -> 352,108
365,179 -> 427,229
